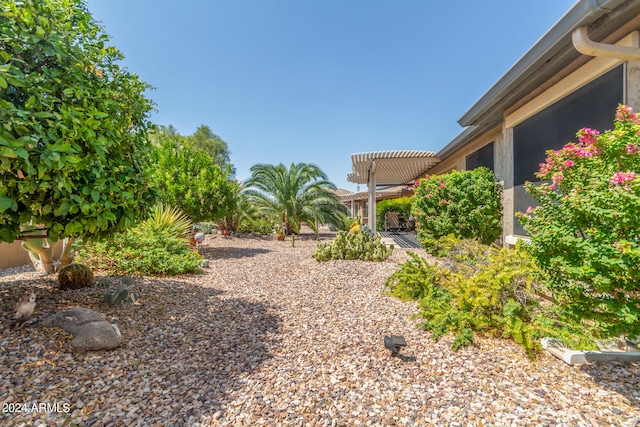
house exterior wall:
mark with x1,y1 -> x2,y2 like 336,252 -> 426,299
428,28 -> 640,245
428,126 -> 501,176
0,241 -> 31,269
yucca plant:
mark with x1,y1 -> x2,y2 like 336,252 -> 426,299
141,203 -> 192,240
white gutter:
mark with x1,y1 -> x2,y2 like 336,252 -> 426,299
458,0 -> 630,127
572,26 -> 640,60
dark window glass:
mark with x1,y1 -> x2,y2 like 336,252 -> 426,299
466,142 -> 494,171
512,65 -> 624,235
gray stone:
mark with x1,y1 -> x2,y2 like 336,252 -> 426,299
40,307 -> 121,351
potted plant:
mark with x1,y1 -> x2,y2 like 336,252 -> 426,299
274,223 -> 285,241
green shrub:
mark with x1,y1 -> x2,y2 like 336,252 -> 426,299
77,228 -> 203,276
236,217 -> 273,235
517,105 -> 640,339
385,238 -> 597,357
385,252 -> 441,301
77,205 -> 202,276
413,168 -> 502,254
376,198 -> 412,231
313,231 -> 393,261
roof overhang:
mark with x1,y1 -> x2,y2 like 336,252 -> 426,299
339,185 -> 414,202
458,0 -> 640,128
339,191 -> 378,202
347,150 -> 440,186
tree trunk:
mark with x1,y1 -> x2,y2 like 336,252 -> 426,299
58,237 -> 75,270
25,246 -> 54,273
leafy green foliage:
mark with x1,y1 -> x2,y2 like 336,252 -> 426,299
385,252 -> 441,301
150,134 -> 235,223
76,206 -> 202,276
517,105 -> 640,339
312,231 -> 393,261
236,217 -> 273,235
76,228 -> 203,276
184,125 -> 233,175
412,168 -> 502,253
0,0 -> 156,243
244,163 -> 347,237
376,198 -> 412,231
142,203 -> 192,241
385,238 -> 597,357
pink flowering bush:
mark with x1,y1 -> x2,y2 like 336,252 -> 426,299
517,104 -> 640,338
413,168 -> 502,254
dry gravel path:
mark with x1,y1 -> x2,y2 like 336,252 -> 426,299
1,231 -> 639,426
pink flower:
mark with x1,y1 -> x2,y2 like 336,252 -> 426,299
615,104 -> 639,123
525,206 -> 533,215
414,180 -> 420,186
438,183 -> 446,189
552,172 -> 564,185
564,160 -> 574,168
610,171 -> 637,185
577,128 -> 600,145
626,144 -> 640,155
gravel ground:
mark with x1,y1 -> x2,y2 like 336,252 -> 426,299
1,230 -> 639,426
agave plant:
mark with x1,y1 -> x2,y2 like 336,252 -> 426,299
141,203 -> 192,240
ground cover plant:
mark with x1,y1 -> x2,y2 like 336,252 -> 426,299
412,168 -> 502,254
76,204 -> 202,275
517,105 -> 640,340
385,237 -> 596,358
313,230 -> 393,261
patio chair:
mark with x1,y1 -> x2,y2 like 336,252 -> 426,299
385,212 -> 401,232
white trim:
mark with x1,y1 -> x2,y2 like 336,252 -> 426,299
505,31 -> 639,129
505,235 -> 530,246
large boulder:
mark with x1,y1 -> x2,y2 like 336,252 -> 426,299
40,307 -> 121,351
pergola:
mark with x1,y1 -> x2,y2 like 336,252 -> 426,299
346,150 -> 440,229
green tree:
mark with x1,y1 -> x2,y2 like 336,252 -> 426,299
185,125 -> 232,173
244,163 -> 346,245
150,134 -> 234,223
0,0 -> 156,270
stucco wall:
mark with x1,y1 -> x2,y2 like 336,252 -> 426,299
0,241 -> 31,269
428,126 -> 501,176
0,240 -> 65,270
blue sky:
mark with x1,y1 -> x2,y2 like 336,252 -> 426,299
86,0 -> 577,191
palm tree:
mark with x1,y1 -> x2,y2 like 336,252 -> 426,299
244,163 -> 346,243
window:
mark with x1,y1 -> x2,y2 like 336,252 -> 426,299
512,64 -> 624,235
466,142 -> 494,171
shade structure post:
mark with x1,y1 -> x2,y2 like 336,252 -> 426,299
368,161 -> 376,231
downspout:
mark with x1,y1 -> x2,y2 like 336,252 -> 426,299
572,26 -> 640,60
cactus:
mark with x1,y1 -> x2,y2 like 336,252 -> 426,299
58,263 -> 94,290
104,276 -> 137,305
313,231 -> 393,261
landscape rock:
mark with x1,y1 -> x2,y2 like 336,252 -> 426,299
40,307 -> 122,350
